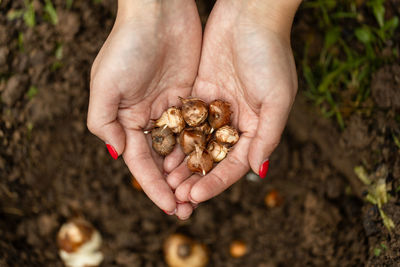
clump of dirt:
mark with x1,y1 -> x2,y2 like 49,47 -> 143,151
303,193 -> 341,262
0,0 -> 399,266
371,64 -> 400,109
341,115 -> 373,149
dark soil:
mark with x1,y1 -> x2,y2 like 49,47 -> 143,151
1,0 -> 399,266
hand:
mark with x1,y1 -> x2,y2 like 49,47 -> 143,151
87,0 -> 202,216
167,0 -> 301,212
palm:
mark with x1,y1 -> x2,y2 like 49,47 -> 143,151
173,2 -> 297,204
93,15 -> 201,131
89,3 -> 202,213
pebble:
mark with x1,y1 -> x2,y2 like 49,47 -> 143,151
1,75 -> 27,106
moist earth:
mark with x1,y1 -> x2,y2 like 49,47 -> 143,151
1,0 -> 399,266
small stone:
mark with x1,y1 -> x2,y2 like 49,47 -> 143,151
116,251 -> 141,266
2,75 -> 28,106
38,214 -> 58,236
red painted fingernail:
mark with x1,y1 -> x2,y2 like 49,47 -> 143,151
106,144 -> 118,160
259,159 -> 269,179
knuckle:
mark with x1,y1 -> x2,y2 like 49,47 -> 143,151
268,137 -> 281,152
90,60 -> 98,82
281,91 -> 294,107
256,132 -> 281,150
130,151 -> 153,167
210,172 -> 229,188
293,80 -> 299,94
86,119 -> 99,135
175,184 -> 191,201
226,154 -> 248,170
90,76 -> 100,91
89,74 -> 106,92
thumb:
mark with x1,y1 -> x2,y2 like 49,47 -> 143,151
87,79 -> 126,159
248,98 -> 292,178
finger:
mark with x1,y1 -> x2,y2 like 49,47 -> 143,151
123,130 -> 176,213
146,132 -> 165,174
175,202 -> 193,220
189,136 -> 251,203
163,143 -> 186,173
248,97 -> 293,179
166,159 -> 192,190
87,78 -> 125,159
175,174 -> 203,203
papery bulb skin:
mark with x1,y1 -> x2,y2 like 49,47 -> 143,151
207,140 -> 228,162
179,129 -> 206,155
180,97 -> 208,127
208,100 -> 232,130
215,125 -> 239,146
152,127 -> 176,156
187,150 -> 213,175
155,107 -> 185,134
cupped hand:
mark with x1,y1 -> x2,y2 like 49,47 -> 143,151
168,0 -> 300,210
87,0 -> 202,216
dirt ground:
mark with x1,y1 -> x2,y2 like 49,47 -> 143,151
1,0 -> 399,266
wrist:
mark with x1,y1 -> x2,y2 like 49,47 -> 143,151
219,0 -> 302,40
116,0 -> 161,23
116,0 -> 193,22
252,0 -> 302,37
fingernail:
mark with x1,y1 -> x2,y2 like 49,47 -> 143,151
176,200 -> 186,204
259,159 -> 269,179
162,208 -> 176,215
177,215 -> 190,221
106,144 -> 118,160
188,195 -> 198,205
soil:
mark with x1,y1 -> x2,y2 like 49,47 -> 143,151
1,0 -> 399,266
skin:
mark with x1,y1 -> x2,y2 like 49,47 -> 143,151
168,0 -> 301,218
87,0 -> 202,216
88,0 -> 302,220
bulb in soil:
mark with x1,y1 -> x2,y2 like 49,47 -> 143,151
179,129 -> 206,155
57,218 -> 103,267
180,97 -> 208,127
207,140 -> 228,162
151,127 -> 176,156
229,240 -> 247,258
187,150 -> 213,175
155,107 -> 185,134
208,100 -> 232,130
164,233 -> 209,267
264,190 -> 284,208
215,125 -> 239,146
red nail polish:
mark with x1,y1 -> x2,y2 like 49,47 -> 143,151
106,144 -> 118,160
259,159 -> 269,179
